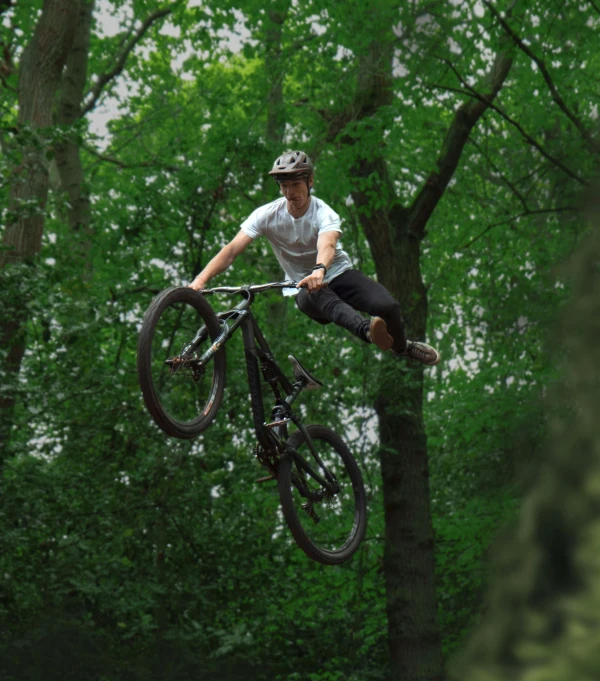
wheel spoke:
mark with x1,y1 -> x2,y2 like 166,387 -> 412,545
137,287 -> 225,439
151,303 -> 215,424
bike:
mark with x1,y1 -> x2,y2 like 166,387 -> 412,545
136,282 -> 366,565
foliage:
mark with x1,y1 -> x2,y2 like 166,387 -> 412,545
1,0 -> 598,678
451,198 -> 600,681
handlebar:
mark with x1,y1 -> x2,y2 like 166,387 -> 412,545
200,280 -> 299,296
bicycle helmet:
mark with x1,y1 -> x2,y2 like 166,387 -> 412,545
269,150 -> 314,181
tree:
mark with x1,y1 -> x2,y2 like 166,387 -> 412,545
451,197 -> 600,681
0,0 -> 177,458
0,0 -> 79,460
275,2 -> 516,676
1,1 -> 598,679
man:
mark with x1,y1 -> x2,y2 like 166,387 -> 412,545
189,150 -> 440,365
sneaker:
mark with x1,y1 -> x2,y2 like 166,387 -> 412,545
366,317 -> 394,351
395,340 -> 441,366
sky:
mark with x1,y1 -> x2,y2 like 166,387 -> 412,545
90,0 -> 249,145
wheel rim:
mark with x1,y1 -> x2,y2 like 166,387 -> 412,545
287,435 -> 360,554
149,299 -> 219,426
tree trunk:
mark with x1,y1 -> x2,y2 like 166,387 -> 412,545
344,32 -> 514,681
54,0 -> 94,239
352,151 -> 443,681
265,2 -> 288,150
2,1 -> 80,264
0,0 -> 80,459
264,1 -> 290,324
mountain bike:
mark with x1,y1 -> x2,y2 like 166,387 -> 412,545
136,282 -> 367,565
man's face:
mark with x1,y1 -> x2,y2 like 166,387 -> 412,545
278,177 -> 313,207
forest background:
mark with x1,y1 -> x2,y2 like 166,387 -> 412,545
1,0 -> 599,680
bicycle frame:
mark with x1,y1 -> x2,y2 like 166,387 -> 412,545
200,283 -> 338,494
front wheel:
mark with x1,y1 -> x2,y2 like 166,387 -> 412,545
137,287 -> 226,439
278,425 -> 367,565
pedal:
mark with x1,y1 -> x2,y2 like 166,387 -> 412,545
256,474 -> 276,483
264,418 -> 291,429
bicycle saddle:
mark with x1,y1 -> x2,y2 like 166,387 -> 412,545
288,355 -> 323,391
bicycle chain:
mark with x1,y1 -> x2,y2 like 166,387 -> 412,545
254,444 -> 279,477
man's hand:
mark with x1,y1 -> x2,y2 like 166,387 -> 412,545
188,276 -> 206,292
297,268 -> 326,293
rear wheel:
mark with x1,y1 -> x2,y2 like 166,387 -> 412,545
278,425 -> 366,565
137,287 -> 225,439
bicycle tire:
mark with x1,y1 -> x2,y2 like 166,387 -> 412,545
278,425 -> 366,565
137,287 -> 226,439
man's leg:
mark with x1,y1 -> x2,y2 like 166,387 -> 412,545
297,271 -> 440,364
329,270 -> 407,352
295,286 -> 371,341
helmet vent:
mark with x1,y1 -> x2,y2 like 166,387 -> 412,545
268,150 -> 314,178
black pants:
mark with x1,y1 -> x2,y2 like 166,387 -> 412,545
295,269 -> 407,352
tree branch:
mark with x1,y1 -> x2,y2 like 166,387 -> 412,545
483,0 -> 600,155
407,44 -> 514,240
466,135 -> 529,212
83,143 -> 180,173
0,72 -> 16,92
462,206 -> 578,249
426,85 -> 529,210
589,0 -> 600,15
436,61 -> 589,187
513,161 -> 550,191
103,101 -> 189,136
81,7 -> 172,117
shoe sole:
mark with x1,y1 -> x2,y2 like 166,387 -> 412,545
370,317 -> 394,351
412,348 -> 441,366
396,343 -> 441,366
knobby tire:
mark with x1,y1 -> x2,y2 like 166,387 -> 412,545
278,425 -> 366,565
137,287 -> 225,439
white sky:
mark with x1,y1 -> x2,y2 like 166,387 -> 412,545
90,0 -> 250,145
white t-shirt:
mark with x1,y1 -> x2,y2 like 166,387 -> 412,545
240,196 -> 352,295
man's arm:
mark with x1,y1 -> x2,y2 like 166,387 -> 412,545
297,230 -> 340,293
316,229 -> 339,271
189,230 -> 253,291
